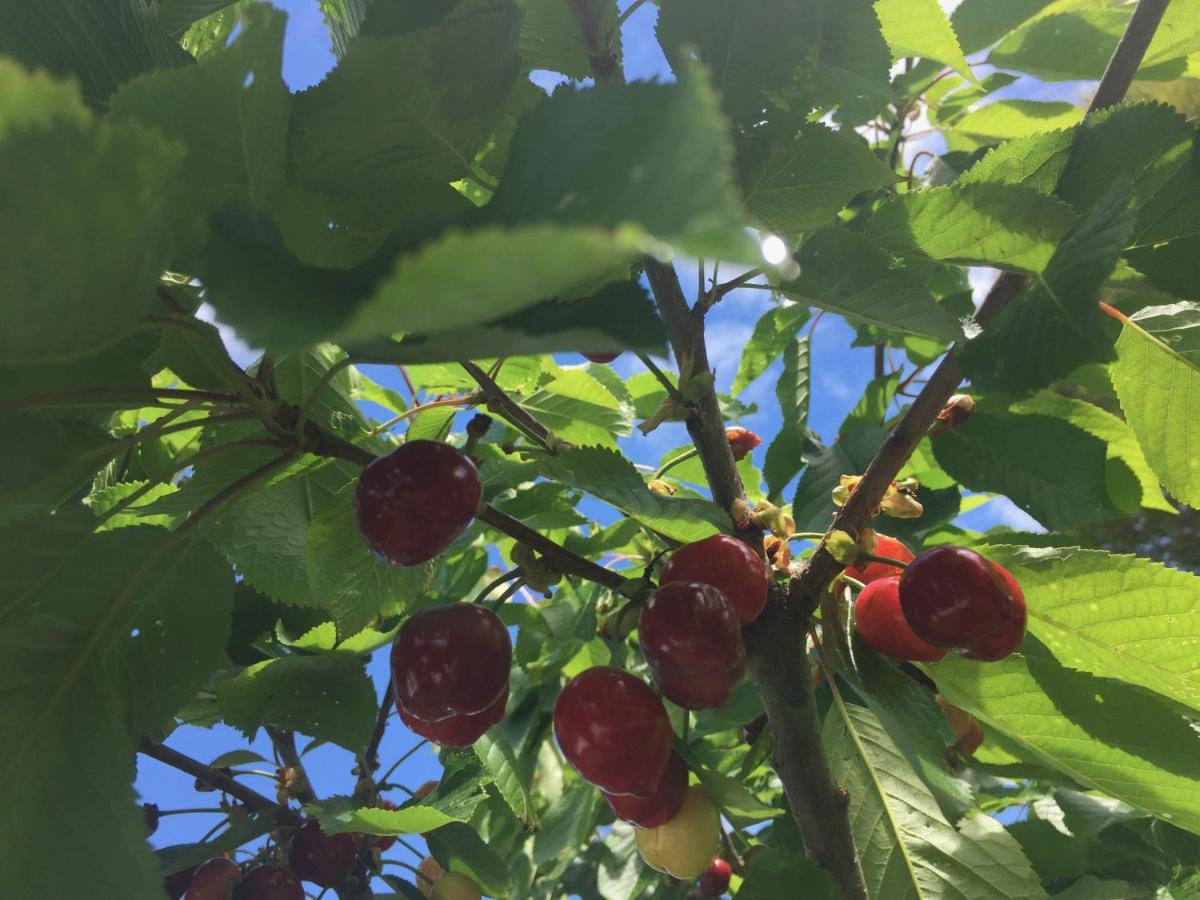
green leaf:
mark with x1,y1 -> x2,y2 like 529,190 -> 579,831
346,280 -> 668,365
931,639 -> 1200,836
763,337 -> 815,499
87,482 -> 181,531
153,810 -> 276,877
217,654 -> 377,750
864,182 -> 1075,273
426,821 -> 512,895
689,763 -> 781,822
732,302 -> 811,396
874,0 -> 974,80
987,8 -> 1129,82
307,794 -> 462,836
792,427 -> 887,532
270,347 -> 373,444
205,460 -> 358,608
0,63 -> 182,363
949,100 -> 1083,147
1108,310 -> 1200,507
977,545 -> 1200,717
475,729 -> 537,828
958,128 -> 1073,194
306,485 -> 437,636
532,777 -> 600,865
289,5 -> 521,225
736,848 -> 839,899
521,369 -> 629,449
485,66 -> 754,262
1125,301 -> 1200,363
737,125 -> 895,235
518,0 -> 620,79
0,0 -> 192,107
780,229 -> 962,340
932,409 -> 1123,530
1006,391 -> 1173,514
536,446 -> 727,543
823,701 -> 1047,899
207,749 -> 269,768
657,0 -> 891,127
0,413 -> 118,525
958,185 -> 1133,393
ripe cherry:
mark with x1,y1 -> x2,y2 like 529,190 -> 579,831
413,780 -> 439,801
936,694 -> 985,758
639,582 -> 746,709
725,427 -> 761,461
185,856 -> 240,900
553,667 -> 672,797
288,819 -> 362,888
233,866 -> 303,900
603,749 -> 688,828
844,533 -> 914,585
391,603 -> 511,723
397,684 -> 508,747
899,547 -> 1026,661
374,799 -> 398,851
355,441 -> 481,566
165,864 -> 201,899
635,786 -> 721,880
660,534 -> 768,625
582,351 -> 621,364
698,857 -> 733,897
854,577 -> 946,663
430,871 -> 483,900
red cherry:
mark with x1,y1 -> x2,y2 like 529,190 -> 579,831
143,801 -> 160,836
725,427 -> 761,461
185,857 -> 240,900
374,799 -> 398,851
603,749 -> 688,828
288,819 -> 362,888
899,547 -> 1026,661
355,441 -> 482,566
844,534 -> 914,585
660,534 -> 768,625
697,857 -> 733,896
553,667 -> 672,797
165,864 -> 201,900
233,866 -> 303,900
639,582 -> 746,709
582,351 -> 621,364
854,577 -> 946,663
397,684 -> 508,747
391,603 -> 512,722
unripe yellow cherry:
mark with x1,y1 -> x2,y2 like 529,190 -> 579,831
635,786 -> 720,879
429,871 -> 482,900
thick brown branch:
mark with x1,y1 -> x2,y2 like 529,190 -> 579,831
477,503 -> 630,592
138,737 -> 301,825
265,726 -> 318,806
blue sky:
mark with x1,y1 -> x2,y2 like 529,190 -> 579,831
146,0 -> 1044,886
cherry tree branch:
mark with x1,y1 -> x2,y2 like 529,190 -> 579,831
265,726 -> 318,806
460,360 -> 555,449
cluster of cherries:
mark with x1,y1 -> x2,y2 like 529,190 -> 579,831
849,534 -> 1027,664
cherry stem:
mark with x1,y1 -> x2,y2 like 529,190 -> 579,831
859,553 -> 910,569
834,572 -> 867,591
378,740 -> 429,786
786,532 -> 827,543
635,352 -> 683,400
156,808 -> 227,816
472,568 -> 524,604
365,394 -> 476,439
460,359 -> 554,449
652,447 -> 698,479
296,356 -> 355,435
489,578 -> 527,611
364,677 -> 394,779
394,836 -> 425,859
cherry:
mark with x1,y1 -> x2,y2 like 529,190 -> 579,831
288,819 -> 362,888
603,749 -> 688,828
396,684 -> 508,747
430,871 -> 483,900
374,799 -> 398,851
725,426 -> 761,461
582,351 -> 621,364
355,440 -> 482,566
416,856 -> 446,898
391,603 -> 511,723
659,534 -> 768,625
639,582 -> 746,709
232,866 -> 303,900
899,547 -> 1026,661
742,714 -> 768,746
553,667 -> 672,797
165,864 -> 201,899
184,857 -> 240,900
635,786 -> 721,880
143,801 -> 160,836
413,780 -> 439,801
844,533 -> 914,585
936,694 -> 985,758
854,577 -> 946,663
698,857 -> 733,897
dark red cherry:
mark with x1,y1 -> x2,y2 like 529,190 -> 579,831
397,684 -> 508,747
185,857 -> 240,900
233,866 -> 303,900
660,534 -> 768,625
639,582 -> 746,709
165,864 -> 201,900
697,857 -> 733,896
844,534 -> 914,585
355,440 -> 482,566
553,667 -> 672,797
391,603 -> 511,722
582,351 -> 621,364
854,577 -> 946,663
603,749 -> 688,828
899,547 -> 1026,661
288,819 -> 362,888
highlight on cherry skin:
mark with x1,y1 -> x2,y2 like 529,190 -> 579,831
698,856 -> 734,897
659,533 -> 770,625
899,546 -> 1027,661
354,440 -> 482,566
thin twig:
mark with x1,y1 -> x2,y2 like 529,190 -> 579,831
378,740 -> 429,787
365,678 -> 395,774
698,267 -> 763,313
635,352 -> 682,399
460,360 -> 553,448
